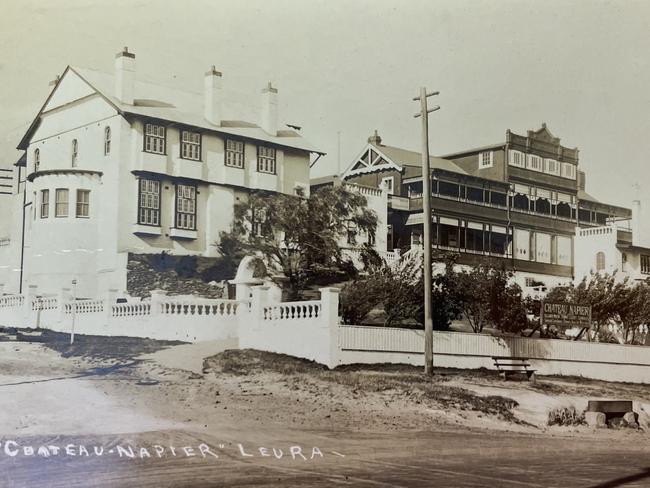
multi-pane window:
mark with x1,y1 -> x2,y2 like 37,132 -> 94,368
40,189 -> 49,218
381,176 -> 394,194
479,151 -> 493,168
138,179 -> 161,226
252,207 -> 267,237
55,189 -> 69,217
144,124 -> 166,154
34,148 -> 40,171
225,139 -> 245,168
641,255 -> 650,275
596,251 -> 606,271
104,126 -> 111,155
76,189 -> 90,218
528,154 -> 543,172
257,146 -> 276,174
175,184 -> 197,230
544,159 -> 558,175
71,139 -> 78,167
561,162 -> 576,180
509,150 -> 526,168
181,130 -> 201,161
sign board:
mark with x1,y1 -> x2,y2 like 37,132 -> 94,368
541,301 -> 592,328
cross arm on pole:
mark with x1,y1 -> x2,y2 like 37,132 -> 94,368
412,91 -> 440,101
414,106 -> 441,118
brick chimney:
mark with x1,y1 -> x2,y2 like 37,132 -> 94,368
204,66 -> 223,126
368,130 -> 382,145
115,47 -> 135,105
260,82 -> 278,136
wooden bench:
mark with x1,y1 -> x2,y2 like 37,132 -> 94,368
492,356 -> 536,382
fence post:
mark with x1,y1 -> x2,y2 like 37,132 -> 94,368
250,285 -> 269,321
104,289 -> 117,324
150,289 -> 167,316
319,287 -> 341,369
58,287 -> 71,325
23,285 -> 37,328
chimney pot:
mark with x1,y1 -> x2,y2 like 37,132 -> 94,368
367,130 -> 382,145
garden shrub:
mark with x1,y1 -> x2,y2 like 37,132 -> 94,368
547,406 -> 586,426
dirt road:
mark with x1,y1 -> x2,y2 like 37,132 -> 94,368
3,428 -> 650,487
2,339 -> 650,487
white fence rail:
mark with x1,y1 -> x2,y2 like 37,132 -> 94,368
338,326 -> 650,383
4,284 -> 650,383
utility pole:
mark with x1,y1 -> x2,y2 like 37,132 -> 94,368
70,279 -> 77,345
413,87 -> 440,376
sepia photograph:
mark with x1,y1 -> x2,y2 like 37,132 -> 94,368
1,0 -> 650,486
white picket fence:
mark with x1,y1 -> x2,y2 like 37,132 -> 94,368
2,284 -> 650,382
338,326 -> 650,383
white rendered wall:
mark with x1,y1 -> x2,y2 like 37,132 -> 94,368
574,226 -> 621,283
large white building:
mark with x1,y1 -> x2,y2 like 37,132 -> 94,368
0,48 -> 323,297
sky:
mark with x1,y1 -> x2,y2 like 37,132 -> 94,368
0,0 -> 649,211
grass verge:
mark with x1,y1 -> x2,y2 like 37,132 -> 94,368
207,349 -> 525,424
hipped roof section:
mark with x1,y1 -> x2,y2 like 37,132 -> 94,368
18,65 -> 324,155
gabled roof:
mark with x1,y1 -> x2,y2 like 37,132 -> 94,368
342,140 -> 467,180
18,65 -> 323,154
377,144 -> 468,173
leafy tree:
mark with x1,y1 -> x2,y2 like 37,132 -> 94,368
543,273 -> 650,344
219,186 -> 377,300
339,270 -> 388,325
446,259 -> 528,334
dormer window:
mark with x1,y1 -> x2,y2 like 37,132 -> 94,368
144,123 -> 166,155
180,130 -> 201,161
104,126 -> 111,156
34,148 -> 40,171
479,151 -> 493,168
71,140 -> 78,167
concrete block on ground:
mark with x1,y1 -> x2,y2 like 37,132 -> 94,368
585,411 -> 607,428
623,411 -> 638,424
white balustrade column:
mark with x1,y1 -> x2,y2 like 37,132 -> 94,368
319,287 -> 341,369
